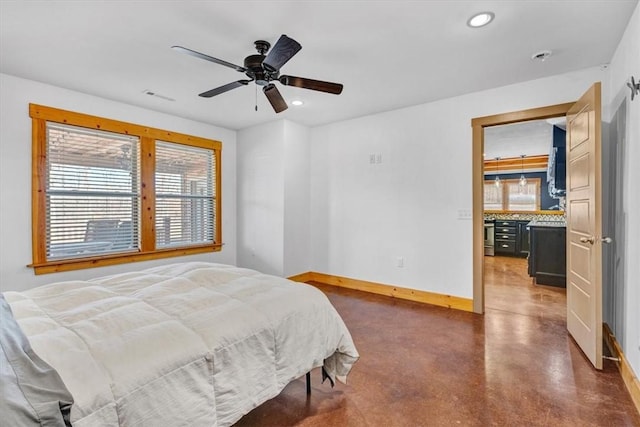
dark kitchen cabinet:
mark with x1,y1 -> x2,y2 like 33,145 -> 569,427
516,221 -> 530,256
528,225 -> 566,287
494,220 -> 516,255
494,219 -> 529,258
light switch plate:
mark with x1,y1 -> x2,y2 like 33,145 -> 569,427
457,209 -> 472,220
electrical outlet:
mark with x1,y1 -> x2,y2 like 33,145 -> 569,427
396,256 -> 404,268
376,153 -> 383,164
369,154 -> 376,164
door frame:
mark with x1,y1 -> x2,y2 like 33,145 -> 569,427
471,102 -> 575,313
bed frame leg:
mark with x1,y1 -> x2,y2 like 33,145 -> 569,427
306,372 -> 311,395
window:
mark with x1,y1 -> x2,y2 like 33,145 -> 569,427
483,181 -> 503,210
30,104 -> 222,274
45,123 -> 140,260
484,178 -> 540,212
505,180 -> 539,211
155,141 -> 215,248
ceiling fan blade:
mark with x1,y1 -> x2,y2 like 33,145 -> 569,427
279,75 -> 343,95
262,35 -> 302,72
263,84 -> 288,113
199,80 -> 252,98
172,45 -> 247,72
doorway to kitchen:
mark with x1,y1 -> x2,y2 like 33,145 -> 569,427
473,84 -> 607,369
482,118 -> 568,320
470,101 -> 574,314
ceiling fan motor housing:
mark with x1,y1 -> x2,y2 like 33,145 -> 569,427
244,54 -> 279,86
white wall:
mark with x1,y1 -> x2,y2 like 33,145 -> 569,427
236,121 -> 285,276
283,121 -> 311,277
606,0 -> 640,385
236,119 -> 311,277
0,73 -> 237,291
309,66 -> 607,299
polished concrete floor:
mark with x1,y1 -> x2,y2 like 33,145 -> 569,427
235,256 -> 640,426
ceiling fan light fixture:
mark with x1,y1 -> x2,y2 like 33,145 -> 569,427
467,12 -> 494,28
291,100 -> 304,106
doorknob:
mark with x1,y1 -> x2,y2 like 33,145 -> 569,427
601,237 -> 613,244
580,236 -> 595,244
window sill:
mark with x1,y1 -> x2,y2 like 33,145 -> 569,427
29,244 -> 222,275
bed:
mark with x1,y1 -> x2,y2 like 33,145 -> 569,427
0,262 -> 359,426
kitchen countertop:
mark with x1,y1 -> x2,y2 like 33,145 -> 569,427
527,220 -> 567,228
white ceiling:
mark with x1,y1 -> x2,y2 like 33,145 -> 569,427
1,1 -> 637,131
484,119 -> 559,160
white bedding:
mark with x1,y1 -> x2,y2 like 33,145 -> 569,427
3,262 -> 359,426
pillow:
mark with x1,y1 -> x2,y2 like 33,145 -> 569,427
0,295 -> 74,427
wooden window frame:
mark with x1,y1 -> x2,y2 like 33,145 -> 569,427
29,104 -> 222,274
483,177 -> 541,212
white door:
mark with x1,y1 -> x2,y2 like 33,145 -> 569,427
566,82 -> 603,369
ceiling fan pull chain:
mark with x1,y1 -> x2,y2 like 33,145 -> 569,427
255,84 -> 258,111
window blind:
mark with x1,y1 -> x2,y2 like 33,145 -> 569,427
46,123 -> 140,260
484,182 -> 503,210
155,141 -> 215,248
506,181 -> 539,211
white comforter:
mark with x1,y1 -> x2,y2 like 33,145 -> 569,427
4,262 -> 359,426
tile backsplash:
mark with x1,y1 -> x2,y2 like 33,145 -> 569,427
484,212 -> 566,222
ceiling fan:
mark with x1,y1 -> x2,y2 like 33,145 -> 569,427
172,35 -> 343,113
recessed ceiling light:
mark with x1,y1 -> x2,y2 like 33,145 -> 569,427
467,12 -> 494,28
291,100 -> 304,106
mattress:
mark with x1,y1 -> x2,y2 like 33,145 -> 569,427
3,262 -> 359,426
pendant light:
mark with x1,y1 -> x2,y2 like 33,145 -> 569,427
494,157 -> 501,188
519,154 -> 527,187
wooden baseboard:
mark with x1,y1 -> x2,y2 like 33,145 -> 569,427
288,271 -> 473,312
603,323 -> 640,414
287,272 -> 316,283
